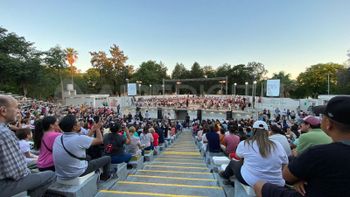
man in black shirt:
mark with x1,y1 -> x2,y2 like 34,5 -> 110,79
254,96 -> 350,197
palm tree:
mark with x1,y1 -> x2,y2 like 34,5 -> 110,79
64,48 -> 78,89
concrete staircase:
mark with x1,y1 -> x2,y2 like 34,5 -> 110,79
96,129 -> 225,197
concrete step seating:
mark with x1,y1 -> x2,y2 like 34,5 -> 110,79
194,133 -> 257,197
128,155 -> 144,169
47,172 -> 99,197
44,130 -> 174,197
96,128 -> 225,197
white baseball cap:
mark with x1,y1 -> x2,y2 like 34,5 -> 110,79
252,120 -> 269,131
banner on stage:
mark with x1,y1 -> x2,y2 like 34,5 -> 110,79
127,83 -> 137,96
266,79 -> 280,97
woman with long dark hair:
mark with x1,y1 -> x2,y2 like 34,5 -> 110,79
220,121 -> 288,187
33,116 -> 61,171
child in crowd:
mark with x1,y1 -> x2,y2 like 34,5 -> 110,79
16,128 -> 38,165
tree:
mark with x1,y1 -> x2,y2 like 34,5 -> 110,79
90,44 -> 129,95
246,62 -> 267,81
202,65 -> 216,78
189,62 -> 204,78
44,46 -> 67,100
83,68 -> 101,93
295,63 -> 345,98
133,60 -> 168,85
64,48 -> 78,88
271,71 -> 296,97
0,27 -> 44,97
171,63 -> 190,79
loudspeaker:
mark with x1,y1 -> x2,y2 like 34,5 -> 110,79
197,109 -> 202,121
226,111 -> 233,120
157,108 -> 163,120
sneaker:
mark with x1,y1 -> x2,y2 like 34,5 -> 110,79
100,174 -> 111,181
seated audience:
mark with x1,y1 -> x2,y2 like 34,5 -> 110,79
0,95 -> 56,197
220,120 -> 288,187
140,127 -> 154,151
16,128 -> 38,164
33,116 -> 61,171
254,96 -> 350,197
126,126 -> 142,156
269,124 -> 292,157
294,115 -> 332,156
104,122 -> 132,164
53,115 -> 111,180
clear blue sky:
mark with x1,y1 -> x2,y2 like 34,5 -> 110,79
1,0 -> 349,78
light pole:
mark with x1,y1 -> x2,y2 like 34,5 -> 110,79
253,81 -> 257,108
204,75 -> 207,95
234,83 -> 237,96
149,84 -> 152,95
219,80 -> 226,95
327,73 -> 330,95
125,78 -> 129,96
245,82 -> 248,96
176,81 -> 181,95
136,80 -> 142,95
162,78 -> 165,95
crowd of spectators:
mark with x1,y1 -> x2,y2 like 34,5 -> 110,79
0,95 -> 181,196
135,95 -> 251,111
193,96 -> 350,197
1,94 -> 350,197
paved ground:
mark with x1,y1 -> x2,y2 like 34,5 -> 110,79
96,130 -> 226,197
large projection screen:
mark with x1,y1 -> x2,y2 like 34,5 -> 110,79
127,83 -> 137,96
266,79 -> 280,97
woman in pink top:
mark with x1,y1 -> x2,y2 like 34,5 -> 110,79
33,116 -> 61,171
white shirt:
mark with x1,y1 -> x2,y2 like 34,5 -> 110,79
269,134 -> 292,156
236,139 -> 288,187
53,132 -> 93,180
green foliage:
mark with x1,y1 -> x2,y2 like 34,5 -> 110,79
133,60 -> 168,85
271,71 -> 296,98
171,63 -> 190,79
1,26 -> 349,100
294,63 -> 345,98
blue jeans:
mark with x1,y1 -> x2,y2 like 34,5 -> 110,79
110,153 -> 132,164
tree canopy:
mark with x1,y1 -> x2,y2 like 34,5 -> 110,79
1,26 -> 349,99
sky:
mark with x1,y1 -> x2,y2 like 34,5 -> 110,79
1,0 -> 349,78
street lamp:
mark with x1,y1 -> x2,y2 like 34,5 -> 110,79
176,81 -> 181,95
125,78 -> 129,96
161,84 -> 165,95
149,84 -> 152,95
233,83 -> 237,96
136,80 -> 142,95
253,81 -> 257,108
219,80 -> 226,95
245,82 -> 249,96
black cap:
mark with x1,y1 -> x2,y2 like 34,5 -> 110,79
313,96 -> 350,126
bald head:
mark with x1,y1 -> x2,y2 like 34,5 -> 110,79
0,95 -> 16,107
0,95 -> 19,124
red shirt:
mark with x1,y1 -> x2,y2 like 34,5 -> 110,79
152,132 -> 159,146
